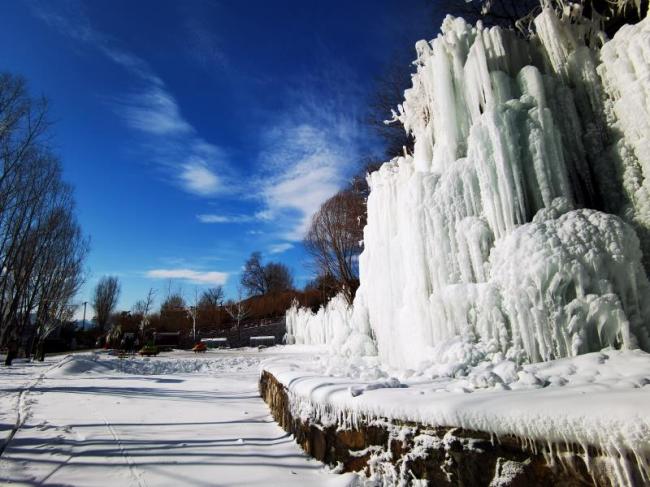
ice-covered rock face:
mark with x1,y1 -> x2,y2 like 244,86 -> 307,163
287,8 -> 650,371
286,294 -> 377,357
491,207 -> 650,362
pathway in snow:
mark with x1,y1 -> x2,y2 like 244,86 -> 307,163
0,351 -> 355,486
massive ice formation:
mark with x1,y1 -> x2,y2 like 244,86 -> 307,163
286,294 -> 377,357
288,8 -> 650,370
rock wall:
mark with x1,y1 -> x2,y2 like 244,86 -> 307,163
260,370 -> 646,486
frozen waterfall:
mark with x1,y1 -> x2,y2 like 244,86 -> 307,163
287,8 -> 650,371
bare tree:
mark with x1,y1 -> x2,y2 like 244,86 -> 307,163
304,190 -> 365,303
0,73 -> 88,365
197,286 -> 225,328
160,293 -> 186,314
241,252 -> 266,296
304,273 -> 339,309
225,287 -> 251,344
92,276 -> 120,333
158,292 -> 190,333
200,286 -> 224,307
187,288 -> 199,342
264,263 -> 294,294
132,288 -> 156,338
241,252 -> 294,296
31,206 -> 87,360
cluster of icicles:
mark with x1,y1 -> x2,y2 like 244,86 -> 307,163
285,6 -> 650,485
288,6 -> 650,369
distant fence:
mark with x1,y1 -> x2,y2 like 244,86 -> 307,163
201,337 -> 229,349
196,318 -> 286,348
154,331 -> 181,350
250,336 -> 275,347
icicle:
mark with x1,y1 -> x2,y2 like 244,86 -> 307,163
289,6 -> 650,373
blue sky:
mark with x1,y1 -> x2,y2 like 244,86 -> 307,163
0,0 -> 437,316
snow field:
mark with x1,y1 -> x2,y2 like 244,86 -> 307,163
49,351 -> 261,377
0,352 -> 358,486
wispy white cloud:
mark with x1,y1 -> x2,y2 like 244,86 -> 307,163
118,86 -> 192,136
146,268 -> 228,285
269,243 -> 293,254
31,1 -> 162,86
196,208 -> 276,223
254,209 -> 274,221
197,213 -> 253,224
180,162 -> 221,196
32,0 -> 224,197
256,90 -> 364,241
34,1 -> 373,241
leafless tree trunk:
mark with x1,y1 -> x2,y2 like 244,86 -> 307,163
304,190 -> 365,303
0,73 -> 87,365
197,286 -> 224,328
92,276 -> 120,333
225,287 -> 251,345
241,252 -> 294,296
132,288 -> 156,339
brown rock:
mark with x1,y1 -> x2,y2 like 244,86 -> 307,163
259,370 -> 641,486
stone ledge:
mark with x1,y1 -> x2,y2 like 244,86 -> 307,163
259,370 -> 644,486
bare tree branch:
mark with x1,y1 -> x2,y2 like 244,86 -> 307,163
92,276 -> 120,333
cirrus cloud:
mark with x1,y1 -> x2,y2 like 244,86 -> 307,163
180,162 -> 221,196
118,86 -> 193,136
32,0 -> 224,198
256,104 -> 362,241
197,213 -> 253,224
269,243 -> 293,254
146,268 -> 228,285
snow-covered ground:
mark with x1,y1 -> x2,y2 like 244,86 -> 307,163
4,346 -> 644,485
0,349 -> 356,486
263,348 -> 650,486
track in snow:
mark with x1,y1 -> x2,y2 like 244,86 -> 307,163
0,351 -> 354,487
0,358 -> 64,457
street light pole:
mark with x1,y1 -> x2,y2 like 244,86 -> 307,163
82,301 -> 87,329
